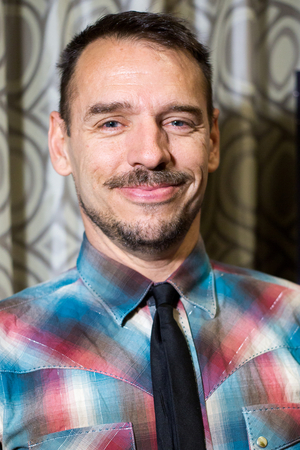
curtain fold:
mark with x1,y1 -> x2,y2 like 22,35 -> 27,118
0,0 -> 299,299
0,0 -> 12,299
204,1 -> 299,280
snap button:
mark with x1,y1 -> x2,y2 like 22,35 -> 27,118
257,436 -> 268,448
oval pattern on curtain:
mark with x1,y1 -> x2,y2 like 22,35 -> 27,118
0,0 -> 299,299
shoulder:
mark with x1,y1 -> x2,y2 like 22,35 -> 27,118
211,259 -> 299,291
210,260 -> 300,315
209,261 -> 300,352
0,267 -> 91,372
0,267 -> 81,313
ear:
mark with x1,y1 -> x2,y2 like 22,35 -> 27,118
48,111 -> 72,176
208,108 -> 220,173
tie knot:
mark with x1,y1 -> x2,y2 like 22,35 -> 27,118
151,283 -> 180,308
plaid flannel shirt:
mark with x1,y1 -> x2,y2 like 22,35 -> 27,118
1,234 -> 300,449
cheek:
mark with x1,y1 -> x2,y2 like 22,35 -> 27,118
171,133 -> 209,164
78,141 -> 126,190
174,150 -> 208,179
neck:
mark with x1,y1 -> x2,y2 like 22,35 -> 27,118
83,216 -> 201,282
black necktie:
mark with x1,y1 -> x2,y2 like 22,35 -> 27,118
150,283 -> 206,450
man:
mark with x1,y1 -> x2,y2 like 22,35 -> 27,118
1,10 -> 300,450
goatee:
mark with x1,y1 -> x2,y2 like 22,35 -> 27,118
77,168 -> 200,255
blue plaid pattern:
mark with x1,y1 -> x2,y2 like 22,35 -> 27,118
1,234 -> 300,449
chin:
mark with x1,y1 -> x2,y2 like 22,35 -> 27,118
79,192 -> 201,255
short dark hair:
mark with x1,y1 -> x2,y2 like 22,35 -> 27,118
57,11 -> 213,135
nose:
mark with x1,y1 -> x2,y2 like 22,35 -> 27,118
127,118 -> 172,169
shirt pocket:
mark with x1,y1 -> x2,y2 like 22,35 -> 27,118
243,403 -> 300,450
28,423 -> 136,449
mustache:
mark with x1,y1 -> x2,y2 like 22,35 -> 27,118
103,168 -> 193,189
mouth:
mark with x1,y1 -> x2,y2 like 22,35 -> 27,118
103,168 -> 193,204
117,183 -> 184,203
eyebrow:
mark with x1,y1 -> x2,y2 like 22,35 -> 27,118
165,105 -> 204,121
84,101 -> 133,122
83,102 -> 204,122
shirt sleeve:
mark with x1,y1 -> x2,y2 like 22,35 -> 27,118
0,373 -> 4,445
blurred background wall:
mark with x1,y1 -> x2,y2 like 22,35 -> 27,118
0,0 -> 299,299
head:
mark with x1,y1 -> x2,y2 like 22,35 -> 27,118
57,11 -> 214,136
49,12 -> 219,261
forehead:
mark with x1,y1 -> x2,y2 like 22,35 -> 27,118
71,37 -> 207,113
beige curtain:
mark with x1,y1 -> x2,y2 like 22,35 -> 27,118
0,0 -> 299,299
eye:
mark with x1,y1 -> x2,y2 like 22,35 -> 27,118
95,117 -> 128,135
171,120 -> 187,127
163,117 -> 197,135
102,120 -> 120,128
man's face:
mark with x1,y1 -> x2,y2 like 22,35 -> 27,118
50,38 -> 219,256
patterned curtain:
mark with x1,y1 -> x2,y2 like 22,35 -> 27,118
0,0 -> 299,299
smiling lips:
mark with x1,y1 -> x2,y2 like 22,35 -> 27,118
118,183 -> 182,203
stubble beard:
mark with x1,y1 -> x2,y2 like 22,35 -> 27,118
76,168 -> 202,255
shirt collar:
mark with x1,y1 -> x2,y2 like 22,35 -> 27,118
77,234 -> 217,326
